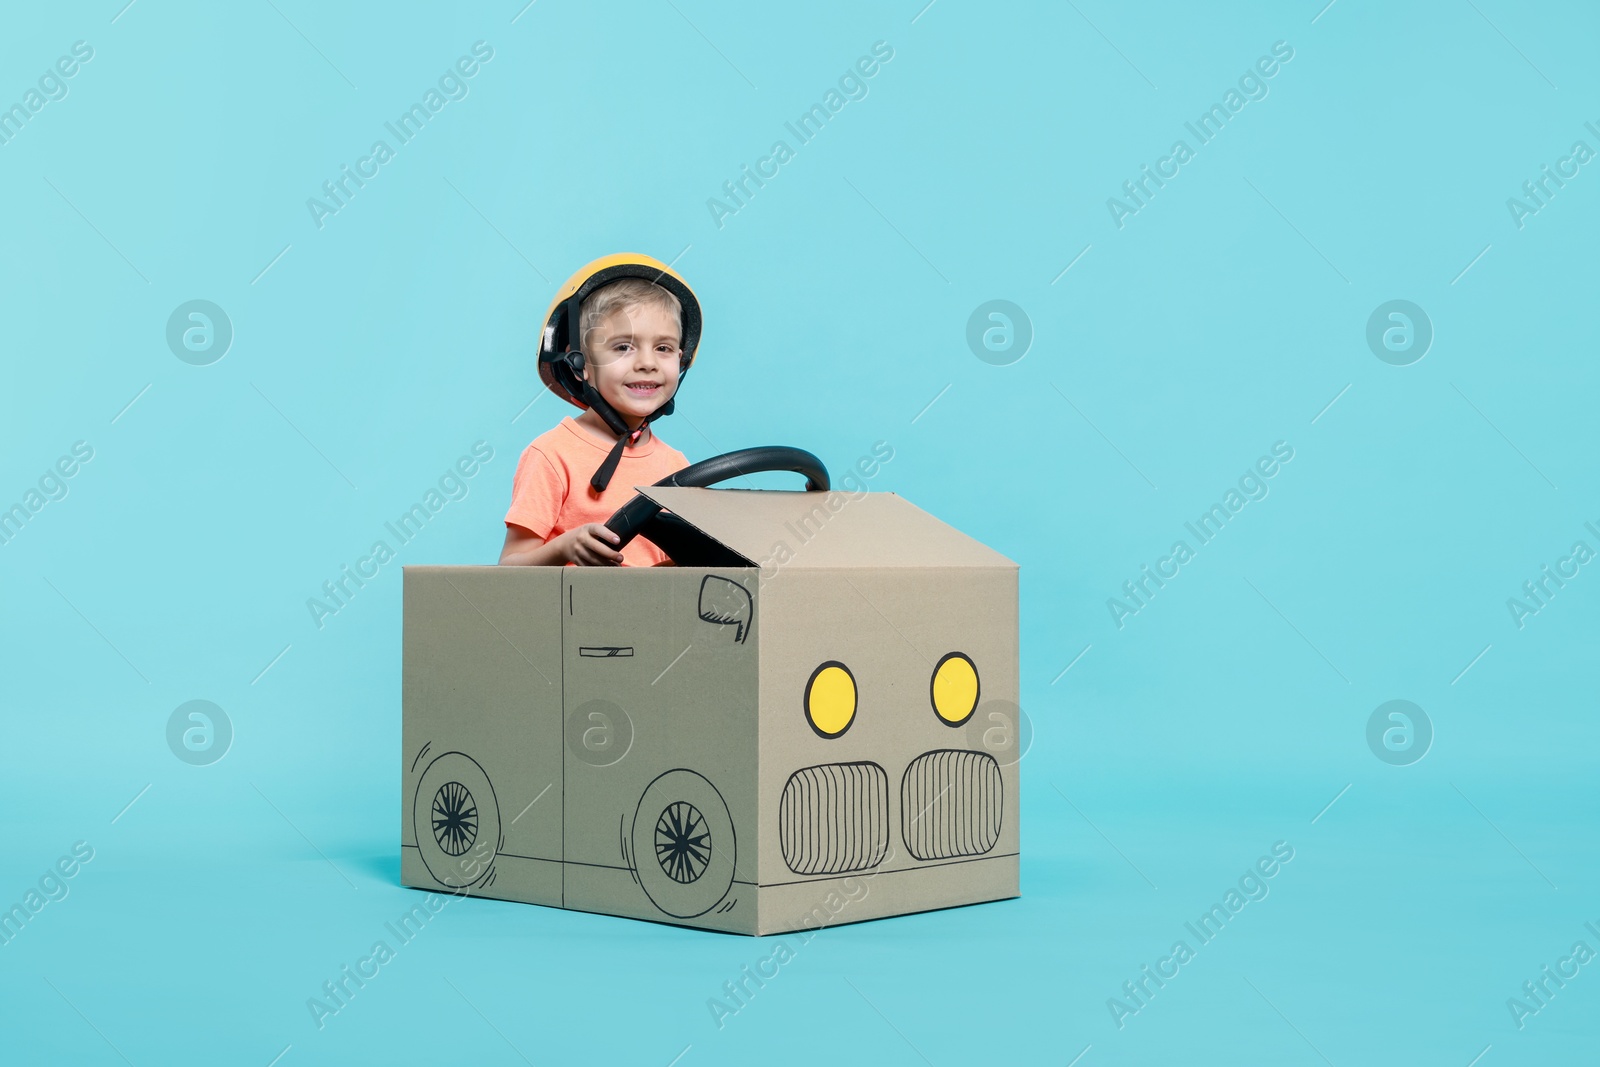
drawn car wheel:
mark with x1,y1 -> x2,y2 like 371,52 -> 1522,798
413,751 -> 500,889
631,769 -> 736,919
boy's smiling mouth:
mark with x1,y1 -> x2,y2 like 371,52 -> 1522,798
624,381 -> 662,397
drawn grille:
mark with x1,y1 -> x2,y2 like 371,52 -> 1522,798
901,750 -> 1002,861
779,762 -> 889,875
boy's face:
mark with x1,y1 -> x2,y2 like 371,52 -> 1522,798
580,302 -> 683,421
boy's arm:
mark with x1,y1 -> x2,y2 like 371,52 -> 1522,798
499,523 -> 623,566
501,445 -> 622,566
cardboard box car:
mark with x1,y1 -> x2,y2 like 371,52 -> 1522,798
401,485 -> 1020,934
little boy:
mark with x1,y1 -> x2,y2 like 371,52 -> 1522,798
500,254 -> 701,567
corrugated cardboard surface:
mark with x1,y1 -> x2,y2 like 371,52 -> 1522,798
753,565 -> 1020,933
401,566 -> 564,905
401,490 -> 1021,935
560,568 -> 760,933
637,487 -> 1017,570
756,857 -> 1019,936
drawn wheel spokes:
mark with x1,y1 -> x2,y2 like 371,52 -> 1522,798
632,769 -> 735,918
432,780 -> 478,856
413,752 -> 499,889
654,801 -> 711,884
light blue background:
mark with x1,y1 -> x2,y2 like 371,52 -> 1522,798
2,0 -> 1596,1063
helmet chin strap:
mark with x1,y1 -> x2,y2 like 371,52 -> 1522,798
581,378 -> 644,493
584,385 -> 681,492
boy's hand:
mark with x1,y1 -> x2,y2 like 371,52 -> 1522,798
562,523 -> 623,566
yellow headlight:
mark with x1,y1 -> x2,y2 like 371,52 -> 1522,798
931,652 -> 979,726
804,661 -> 857,738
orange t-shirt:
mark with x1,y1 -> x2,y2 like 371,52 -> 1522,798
504,417 -> 690,567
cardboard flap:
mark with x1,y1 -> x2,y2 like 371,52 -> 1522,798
634,487 -> 1016,569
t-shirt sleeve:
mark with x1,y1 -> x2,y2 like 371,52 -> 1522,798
504,444 -> 566,539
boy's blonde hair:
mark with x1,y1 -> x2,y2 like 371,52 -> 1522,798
579,278 -> 683,355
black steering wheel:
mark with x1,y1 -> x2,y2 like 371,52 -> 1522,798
604,446 -> 830,553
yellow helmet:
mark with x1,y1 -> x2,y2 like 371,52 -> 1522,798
535,253 -> 703,491
537,252 -> 702,411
